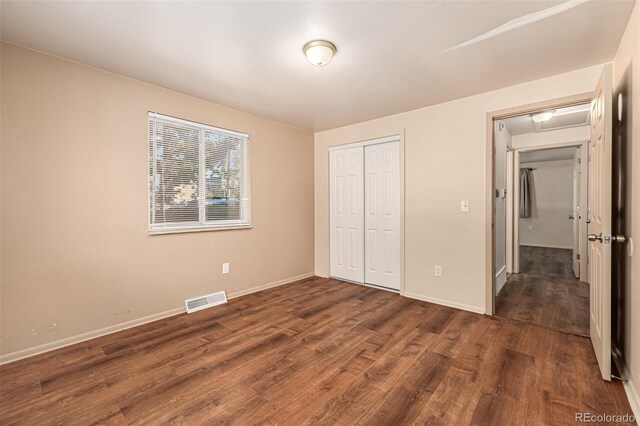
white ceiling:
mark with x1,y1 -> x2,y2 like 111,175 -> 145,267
1,1 -> 635,131
503,103 -> 591,135
521,146 -> 577,163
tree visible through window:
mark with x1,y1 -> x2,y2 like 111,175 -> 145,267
148,112 -> 250,232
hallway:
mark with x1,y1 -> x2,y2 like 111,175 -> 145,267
496,246 -> 589,336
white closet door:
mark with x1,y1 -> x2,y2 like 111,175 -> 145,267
329,147 -> 364,283
364,141 -> 400,290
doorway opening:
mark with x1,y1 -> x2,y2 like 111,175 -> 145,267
493,103 -> 592,337
518,146 -> 583,280
487,65 -> 615,381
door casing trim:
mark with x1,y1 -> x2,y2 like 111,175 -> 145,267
485,92 -> 593,315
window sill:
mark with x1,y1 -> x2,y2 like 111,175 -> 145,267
149,224 -> 252,236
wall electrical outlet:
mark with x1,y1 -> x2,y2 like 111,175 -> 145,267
434,265 -> 443,277
460,201 -> 470,213
528,224 -> 533,231
222,262 -> 230,274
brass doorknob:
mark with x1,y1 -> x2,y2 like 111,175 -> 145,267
588,233 -> 603,242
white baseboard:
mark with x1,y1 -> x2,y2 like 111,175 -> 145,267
624,378 -> 640,419
403,292 -> 485,314
495,265 -> 507,296
0,272 -> 315,365
0,307 -> 184,366
227,272 -> 314,299
520,243 -> 573,250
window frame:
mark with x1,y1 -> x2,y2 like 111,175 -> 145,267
148,112 -> 251,234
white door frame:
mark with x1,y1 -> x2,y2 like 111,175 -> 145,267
485,93 -> 593,314
505,149 -> 514,274
328,133 -> 406,295
572,148 -> 582,278
513,150 -> 521,274
511,140 -> 589,281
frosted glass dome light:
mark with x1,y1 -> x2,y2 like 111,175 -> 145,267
531,110 -> 555,122
303,40 -> 337,66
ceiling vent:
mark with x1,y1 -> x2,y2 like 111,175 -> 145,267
185,291 -> 227,314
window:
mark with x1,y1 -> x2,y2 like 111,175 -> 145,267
148,112 -> 250,232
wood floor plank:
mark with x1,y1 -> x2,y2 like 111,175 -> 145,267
0,277 -> 634,425
360,350 -> 452,425
417,374 -> 483,425
497,246 -> 589,336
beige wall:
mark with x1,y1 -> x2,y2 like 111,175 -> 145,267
613,1 -> 640,414
519,160 -> 574,249
315,64 -> 603,313
0,43 -> 315,359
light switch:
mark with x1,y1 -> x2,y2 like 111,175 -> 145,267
460,200 -> 470,212
222,263 -> 230,274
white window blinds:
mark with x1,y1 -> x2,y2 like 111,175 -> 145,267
148,112 -> 250,232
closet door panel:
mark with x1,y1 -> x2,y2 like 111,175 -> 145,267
364,142 -> 400,290
330,147 -> 364,282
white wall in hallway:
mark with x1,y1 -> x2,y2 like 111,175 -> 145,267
519,159 -> 574,249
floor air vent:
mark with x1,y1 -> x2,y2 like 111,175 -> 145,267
185,291 -> 227,313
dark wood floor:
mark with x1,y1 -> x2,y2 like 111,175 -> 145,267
496,273 -> 590,336
520,245 -> 576,279
497,245 -> 589,337
0,277 -> 632,425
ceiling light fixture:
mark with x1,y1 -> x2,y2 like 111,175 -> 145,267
303,40 -> 337,66
531,110 -> 555,123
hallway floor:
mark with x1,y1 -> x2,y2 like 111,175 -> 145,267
519,245 -> 577,279
496,246 -> 589,336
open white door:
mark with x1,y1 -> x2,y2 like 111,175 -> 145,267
572,148 -> 581,278
330,147 -> 364,283
588,65 -> 612,381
